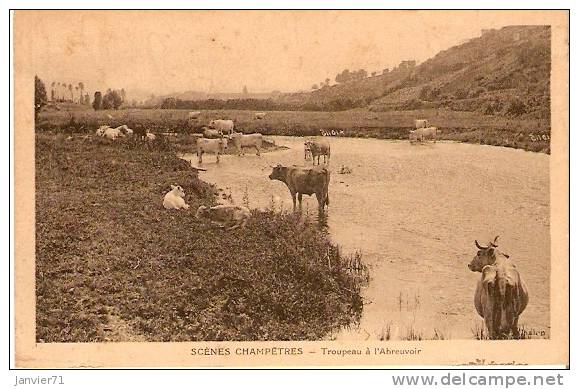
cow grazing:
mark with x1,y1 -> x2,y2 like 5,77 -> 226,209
468,236 -> 529,339
195,204 -> 251,230
268,164 -> 330,214
163,184 -> 190,210
188,111 -> 202,120
255,112 -> 266,120
413,126 -> 438,142
230,132 -> 263,156
196,137 -> 228,164
202,127 -> 223,139
305,140 -> 330,165
209,119 -> 234,137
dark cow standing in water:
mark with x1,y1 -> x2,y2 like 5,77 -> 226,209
467,236 -> 529,339
268,164 -> 330,214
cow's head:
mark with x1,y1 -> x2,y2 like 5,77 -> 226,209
208,120 -> 216,128
170,184 -> 186,198
269,163 -> 286,181
468,236 -> 509,272
195,205 -> 209,219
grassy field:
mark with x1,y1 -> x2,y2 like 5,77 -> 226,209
36,133 -> 364,342
37,105 -> 551,153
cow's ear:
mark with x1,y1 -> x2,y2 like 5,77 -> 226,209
170,184 -> 176,189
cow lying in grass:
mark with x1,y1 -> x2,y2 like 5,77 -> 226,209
163,184 -> 190,210
195,204 -> 251,230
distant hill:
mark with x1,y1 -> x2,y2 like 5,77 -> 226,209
145,90 -> 278,107
276,25 -> 551,119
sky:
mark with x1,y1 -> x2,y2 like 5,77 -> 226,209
19,10 -> 530,101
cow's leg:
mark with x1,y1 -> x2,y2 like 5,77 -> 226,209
290,191 -> 297,212
198,151 -> 203,164
315,192 -> 324,214
216,152 -> 220,163
298,193 -> 303,212
256,145 -> 261,156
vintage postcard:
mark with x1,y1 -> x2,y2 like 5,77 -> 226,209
13,10 -> 569,367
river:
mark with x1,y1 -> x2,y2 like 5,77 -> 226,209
181,136 -> 550,340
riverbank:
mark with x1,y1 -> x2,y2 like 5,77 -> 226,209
37,106 -> 550,153
35,133 -> 364,342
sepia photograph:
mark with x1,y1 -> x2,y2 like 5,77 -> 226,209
12,9 -> 569,368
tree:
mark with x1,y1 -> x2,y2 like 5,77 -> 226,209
102,89 -> 123,109
242,85 -> 248,95
382,68 -> 390,75
311,83 -> 319,90
84,93 -> 90,105
68,84 -> 73,102
325,78 -> 330,86
78,82 -> 85,103
120,89 -> 126,106
34,75 -> 47,119
74,86 -> 79,103
335,69 -> 351,84
371,71 -> 377,77
50,82 -> 55,101
93,91 -> 102,110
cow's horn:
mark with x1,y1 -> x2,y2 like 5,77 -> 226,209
475,240 -> 487,250
490,235 -> 500,247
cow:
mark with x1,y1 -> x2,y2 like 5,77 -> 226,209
230,132 -> 263,156
468,236 -> 529,339
188,111 -> 202,120
413,126 -> 438,142
255,112 -> 266,120
202,127 -> 223,139
415,119 -> 429,129
96,125 -> 108,137
268,164 -> 330,214
145,132 -> 156,141
209,119 -> 234,137
163,184 -> 190,210
116,124 -> 133,136
195,204 -> 251,230
304,140 -> 330,165
103,126 -> 122,140
196,137 -> 228,164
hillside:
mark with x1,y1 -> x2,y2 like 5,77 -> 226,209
277,26 -> 551,119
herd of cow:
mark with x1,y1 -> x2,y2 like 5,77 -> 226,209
94,114 -> 529,341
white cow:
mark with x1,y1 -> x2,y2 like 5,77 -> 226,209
145,132 -> 156,141
103,127 -> 122,140
163,184 -> 190,210
415,119 -> 429,129
96,125 -> 108,137
209,119 -> 234,137
196,137 -> 228,164
413,126 -> 438,142
195,204 -> 251,230
188,111 -> 202,120
255,112 -> 266,120
229,132 -> 263,156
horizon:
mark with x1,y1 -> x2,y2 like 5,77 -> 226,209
22,11 -> 527,101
